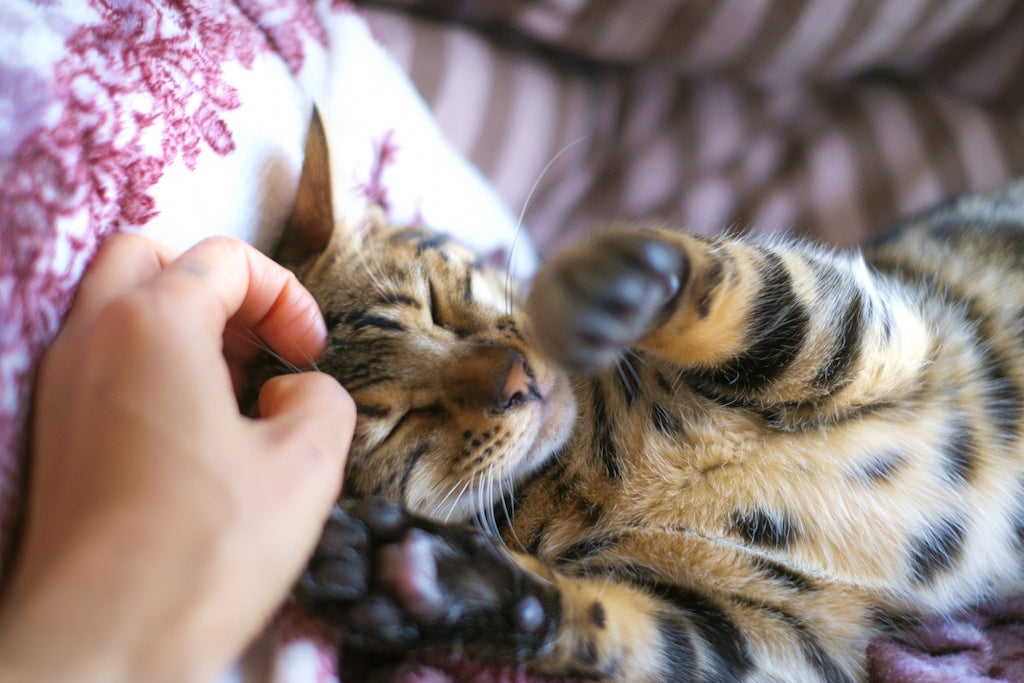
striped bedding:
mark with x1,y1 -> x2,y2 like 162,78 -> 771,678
365,0 -> 1024,253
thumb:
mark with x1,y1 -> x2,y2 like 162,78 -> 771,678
258,372 -> 355,503
208,373 -> 355,663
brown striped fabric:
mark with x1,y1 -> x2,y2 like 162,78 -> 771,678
358,1 -> 1024,252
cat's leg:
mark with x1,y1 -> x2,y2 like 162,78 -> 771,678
527,228 -> 930,423
300,499 -> 874,682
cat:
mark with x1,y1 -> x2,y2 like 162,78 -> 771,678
250,110 -> 1024,682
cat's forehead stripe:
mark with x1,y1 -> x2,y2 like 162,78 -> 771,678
416,235 -> 451,254
327,310 -> 407,333
388,228 -> 452,255
377,293 -> 420,308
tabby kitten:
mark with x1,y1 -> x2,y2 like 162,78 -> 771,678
259,112 -> 1024,682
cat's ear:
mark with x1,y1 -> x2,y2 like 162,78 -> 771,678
276,106 -> 335,265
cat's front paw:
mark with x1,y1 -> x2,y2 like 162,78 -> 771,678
527,231 -> 687,371
298,498 -> 558,656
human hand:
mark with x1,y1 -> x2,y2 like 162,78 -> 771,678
0,234 -> 355,682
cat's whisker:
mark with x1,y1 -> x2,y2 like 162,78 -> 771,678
614,360 -> 634,400
505,133 -> 593,315
482,464 -> 492,530
614,361 -> 627,389
440,483 -> 461,523
477,469 -> 488,533
353,236 -> 408,305
356,249 -> 392,302
626,355 -> 644,390
482,470 -> 498,539
446,476 -> 475,524
470,471 -> 487,534
475,464 -> 512,551
493,466 -> 502,523
498,471 -> 528,553
479,465 -> 491,536
667,368 -> 688,397
626,348 -> 648,366
434,479 -> 464,521
227,326 -> 307,374
486,463 -> 501,538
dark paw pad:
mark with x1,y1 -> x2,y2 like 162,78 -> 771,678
298,498 -> 559,656
527,232 -> 686,371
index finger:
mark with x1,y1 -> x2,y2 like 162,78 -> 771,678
147,236 -> 328,367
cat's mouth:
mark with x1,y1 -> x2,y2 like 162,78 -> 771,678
375,348 -> 577,522
517,365 -> 577,473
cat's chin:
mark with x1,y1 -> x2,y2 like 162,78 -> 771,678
519,369 -> 577,475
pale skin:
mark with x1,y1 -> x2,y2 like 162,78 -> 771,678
0,234 -> 356,682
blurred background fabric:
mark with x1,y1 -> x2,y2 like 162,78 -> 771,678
365,0 -> 1024,253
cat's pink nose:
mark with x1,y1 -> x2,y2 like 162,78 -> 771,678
444,345 -> 540,412
502,353 -> 538,409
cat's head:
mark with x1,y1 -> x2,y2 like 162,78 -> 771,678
253,109 -> 577,523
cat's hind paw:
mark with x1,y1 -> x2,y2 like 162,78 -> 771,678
298,498 -> 558,655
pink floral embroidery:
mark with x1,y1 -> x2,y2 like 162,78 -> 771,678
237,0 -> 328,74
361,129 -> 399,211
0,0 -> 331,565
